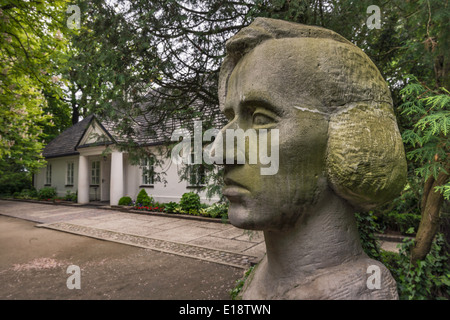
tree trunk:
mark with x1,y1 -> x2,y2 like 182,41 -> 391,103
71,86 -> 79,125
411,171 -> 449,263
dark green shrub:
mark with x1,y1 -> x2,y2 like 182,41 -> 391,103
377,211 -> 421,234
37,187 -> 57,200
383,233 -> 450,300
64,190 -> 77,202
163,202 -> 179,213
356,211 -> 450,300
0,168 -> 33,195
189,208 -> 200,216
205,203 -> 229,219
136,189 -> 153,206
179,192 -> 201,212
118,196 -> 132,206
355,211 -> 382,260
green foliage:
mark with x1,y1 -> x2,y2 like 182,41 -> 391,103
163,201 -> 179,213
204,202 -> 229,219
136,189 -> 153,206
20,188 -> 38,199
376,212 -> 421,235
435,183 -> 450,200
0,161 -> 33,195
161,199 -> 228,220
173,205 -> 186,214
400,78 -> 449,197
383,233 -> 450,300
179,192 -> 201,212
9,187 -> 38,199
37,187 -> 57,200
355,211 -> 382,261
0,0 -> 72,175
230,266 -> 254,300
118,196 -> 132,206
188,208 -> 200,216
64,190 -> 77,202
356,212 -> 450,300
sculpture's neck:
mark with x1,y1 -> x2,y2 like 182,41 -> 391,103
263,190 -> 364,280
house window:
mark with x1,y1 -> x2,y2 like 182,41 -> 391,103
141,157 -> 154,186
45,164 -> 52,185
66,162 -> 74,186
188,153 -> 205,187
91,160 -> 100,185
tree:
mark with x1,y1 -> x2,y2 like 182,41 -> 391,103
65,0 -> 252,137
0,0 -> 72,180
400,78 -> 449,262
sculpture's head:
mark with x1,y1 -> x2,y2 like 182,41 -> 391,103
218,18 -> 407,231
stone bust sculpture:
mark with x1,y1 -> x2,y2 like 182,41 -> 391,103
216,18 -> 407,299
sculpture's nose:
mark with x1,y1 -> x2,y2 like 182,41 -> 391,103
208,119 -> 243,165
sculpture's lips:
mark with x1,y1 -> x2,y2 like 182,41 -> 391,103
223,178 -> 251,197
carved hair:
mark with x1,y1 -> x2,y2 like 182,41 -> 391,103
219,18 -> 407,210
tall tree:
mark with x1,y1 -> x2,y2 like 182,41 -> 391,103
66,0 -> 252,137
0,0 -> 73,180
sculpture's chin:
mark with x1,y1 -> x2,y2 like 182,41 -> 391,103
228,203 -> 263,231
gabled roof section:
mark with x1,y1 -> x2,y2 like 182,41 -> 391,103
77,117 -> 115,149
42,115 -> 95,158
42,104 -> 228,159
42,114 -> 115,159
97,104 -> 227,147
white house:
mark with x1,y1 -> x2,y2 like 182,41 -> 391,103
33,114 -> 220,205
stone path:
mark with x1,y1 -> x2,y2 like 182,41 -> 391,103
0,200 -> 265,269
0,199 -> 403,269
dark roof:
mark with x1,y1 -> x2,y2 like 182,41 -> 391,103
43,108 -> 227,159
42,115 -> 95,158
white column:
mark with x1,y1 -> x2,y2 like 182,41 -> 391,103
110,151 -> 124,205
77,155 -> 89,204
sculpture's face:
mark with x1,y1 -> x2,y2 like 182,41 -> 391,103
221,38 -> 330,231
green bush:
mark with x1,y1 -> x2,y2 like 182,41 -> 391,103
14,188 -> 37,199
64,190 -> 77,202
355,211 -> 382,260
179,192 -> 201,212
356,211 -> 450,300
118,196 -> 132,206
136,189 -> 153,206
382,233 -> 450,300
37,187 -> 57,200
0,169 -> 33,195
189,208 -> 200,216
205,203 -> 229,219
377,211 -> 421,234
163,202 -> 179,213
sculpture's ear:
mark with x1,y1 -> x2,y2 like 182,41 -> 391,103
326,102 -> 407,211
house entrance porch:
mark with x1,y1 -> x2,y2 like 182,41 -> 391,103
77,146 -> 124,205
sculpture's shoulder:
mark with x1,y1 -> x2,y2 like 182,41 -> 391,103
241,257 -> 398,300
287,258 -> 398,300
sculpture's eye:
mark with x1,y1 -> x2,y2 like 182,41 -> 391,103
253,112 -> 276,127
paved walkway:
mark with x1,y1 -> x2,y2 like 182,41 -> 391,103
0,200 -> 265,269
0,199 -> 402,270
